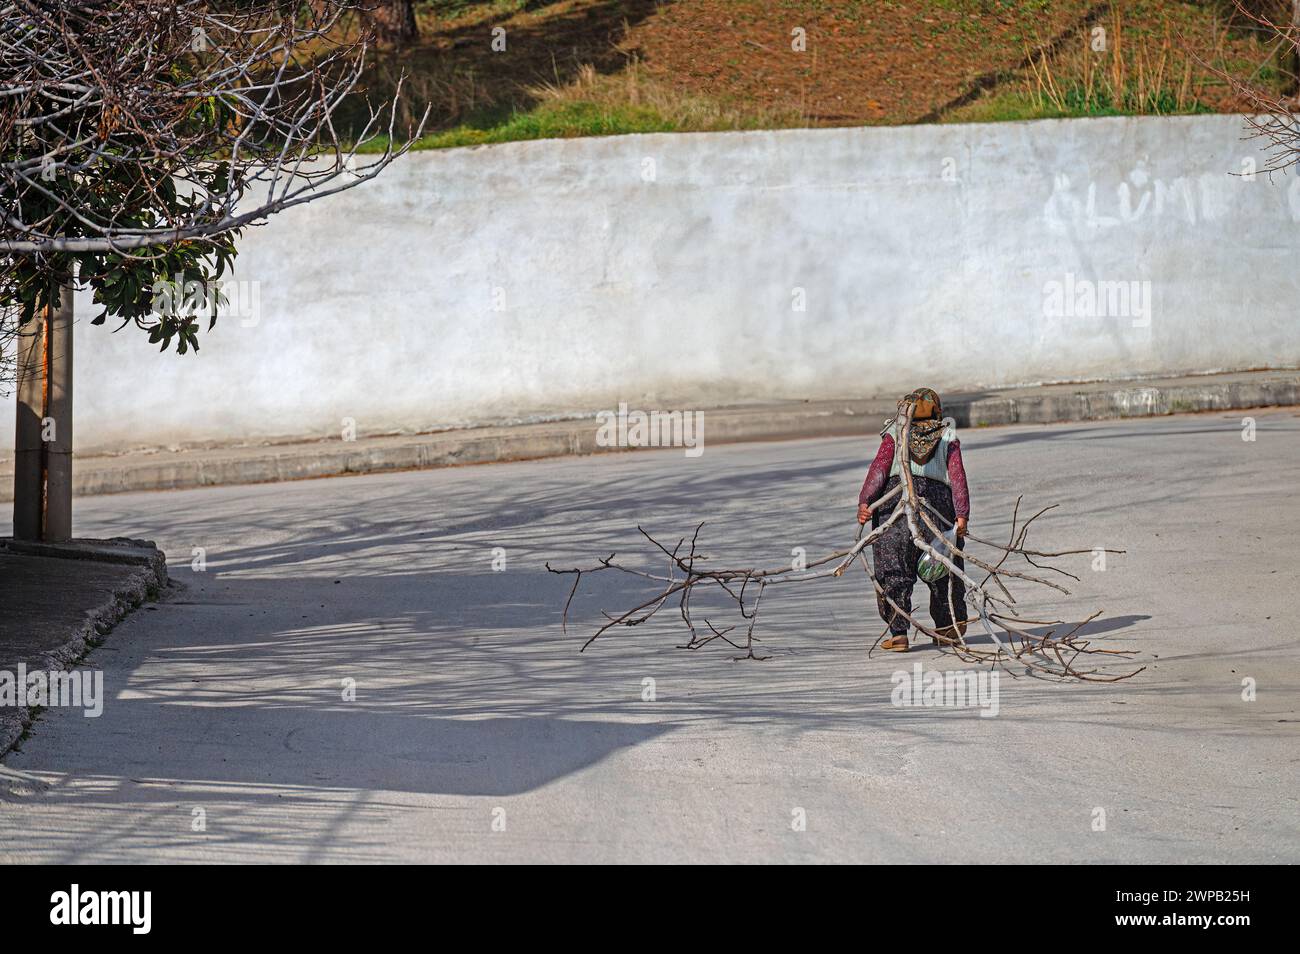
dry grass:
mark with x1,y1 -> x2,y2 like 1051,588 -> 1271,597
1025,8 -> 1206,115
525,60 -> 804,133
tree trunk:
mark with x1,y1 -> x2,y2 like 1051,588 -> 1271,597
12,309 -> 45,541
367,0 -> 418,47
12,280 -> 73,542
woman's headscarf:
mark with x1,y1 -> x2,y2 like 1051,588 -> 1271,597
881,387 -> 946,465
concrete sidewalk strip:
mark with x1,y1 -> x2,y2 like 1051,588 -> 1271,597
0,538 -> 168,757
0,370 -> 1296,501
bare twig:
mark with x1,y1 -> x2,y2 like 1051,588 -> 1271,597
549,396 -> 1143,682
1,2 -> 429,257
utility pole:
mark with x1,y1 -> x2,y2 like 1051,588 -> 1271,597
12,281 -> 73,542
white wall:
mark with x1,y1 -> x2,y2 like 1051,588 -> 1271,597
6,114 -> 1300,454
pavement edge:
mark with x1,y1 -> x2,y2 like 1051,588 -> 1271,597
0,538 -> 169,759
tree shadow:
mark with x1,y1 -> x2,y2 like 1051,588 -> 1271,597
0,431 -> 1193,861
17,699 -> 668,798
346,0 -> 672,136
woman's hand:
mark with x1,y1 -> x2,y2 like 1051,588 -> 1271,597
955,516 -> 968,537
857,503 -> 872,524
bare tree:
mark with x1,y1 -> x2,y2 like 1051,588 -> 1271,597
1204,1 -> 1300,173
1,1 -> 426,539
2,1 -> 425,336
550,396 -> 1143,682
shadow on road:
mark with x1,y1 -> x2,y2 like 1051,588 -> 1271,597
7,431 -> 1230,862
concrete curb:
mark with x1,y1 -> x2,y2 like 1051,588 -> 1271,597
2,372 -> 1298,500
2,537 -> 168,567
0,539 -> 168,759
953,376 -> 1300,426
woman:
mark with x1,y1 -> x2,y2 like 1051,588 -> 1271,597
856,388 -> 969,652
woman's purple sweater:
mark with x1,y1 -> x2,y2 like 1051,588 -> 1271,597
858,434 -> 970,518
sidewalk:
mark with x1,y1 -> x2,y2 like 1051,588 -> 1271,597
1,369 -> 1296,501
0,539 -> 168,757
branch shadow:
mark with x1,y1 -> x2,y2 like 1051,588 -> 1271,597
344,0 -> 672,136
0,431 -> 1199,861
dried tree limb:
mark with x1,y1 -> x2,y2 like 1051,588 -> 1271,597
2,1 -> 429,256
1193,1 -> 1300,176
548,397 -> 1144,682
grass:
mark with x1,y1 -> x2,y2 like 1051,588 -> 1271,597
370,101 -> 677,151
946,1 -> 1278,123
345,0 -> 1291,150
949,88 -> 1216,123
359,58 -> 805,151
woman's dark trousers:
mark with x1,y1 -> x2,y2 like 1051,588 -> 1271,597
870,475 -> 968,636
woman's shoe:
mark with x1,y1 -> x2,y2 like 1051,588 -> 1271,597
931,621 -> 968,646
881,634 -> 910,652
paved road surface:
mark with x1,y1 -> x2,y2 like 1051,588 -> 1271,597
2,411 -> 1297,862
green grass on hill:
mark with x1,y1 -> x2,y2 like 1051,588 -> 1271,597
396,101 -> 677,150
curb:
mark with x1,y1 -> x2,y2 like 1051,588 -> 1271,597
3,374 -> 1298,500
2,537 -> 167,567
952,377 -> 1300,427
0,539 -> 169,759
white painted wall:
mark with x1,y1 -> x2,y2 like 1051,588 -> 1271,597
5,114 -> 1299,454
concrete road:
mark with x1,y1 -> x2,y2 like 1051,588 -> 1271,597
2,411 -> 1297,863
